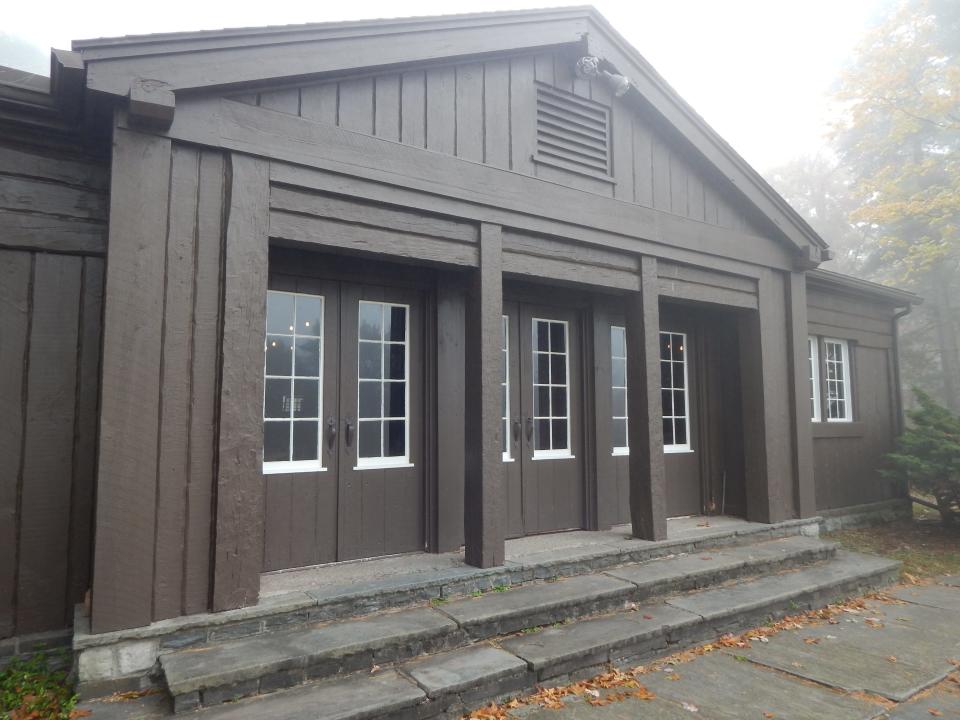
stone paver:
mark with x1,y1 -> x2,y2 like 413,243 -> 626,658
403,645 -> 528,698
940,575 -> 960,587
890,583 -> 960,612
885,686 -> 960,719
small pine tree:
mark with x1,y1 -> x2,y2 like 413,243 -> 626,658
882,388 -> 960,526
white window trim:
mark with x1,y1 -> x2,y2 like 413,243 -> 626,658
502,314 -> 512,462
531,317 -> 574,460
263,290 -> 325,475
661,330 -> 692,453
808,335 -> 822,422
611,325 -> 629,456
355,300 -> 413,467
824,337 -> 854,423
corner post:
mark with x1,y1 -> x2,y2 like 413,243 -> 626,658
464,223 -> 505,567
626,256 -> 667,540
788,272 -> 816,517
212,153 -> 269,611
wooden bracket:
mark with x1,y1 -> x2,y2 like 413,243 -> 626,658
128,79 -> 175,128
50,48 -> 85,122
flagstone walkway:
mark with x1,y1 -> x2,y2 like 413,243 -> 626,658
508,576 -> 960,720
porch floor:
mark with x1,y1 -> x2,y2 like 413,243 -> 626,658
260,515 -> 761,598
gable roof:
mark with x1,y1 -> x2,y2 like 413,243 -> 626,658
71,6 -> 829,258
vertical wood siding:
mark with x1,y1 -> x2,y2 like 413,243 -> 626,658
92,133 -> 225,633
232,50 -> 760,236
0,135 -> 108,640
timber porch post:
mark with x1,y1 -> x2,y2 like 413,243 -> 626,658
464,223 -> 506,567
626,256 -> 667,540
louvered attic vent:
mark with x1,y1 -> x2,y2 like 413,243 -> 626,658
535,83 -> 611,179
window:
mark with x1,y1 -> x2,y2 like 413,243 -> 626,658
610,326 -> 628,455
534,83 -> 611,179
501,315 -> 512,461
532,318 -> 572,458
660,331 -> 690,452
824,338 -> 853,422
357,301 -> 410,467
808,336 -> 821,421
263,291 -> 324,473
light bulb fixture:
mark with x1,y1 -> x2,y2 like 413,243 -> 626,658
575,56 -> 633,97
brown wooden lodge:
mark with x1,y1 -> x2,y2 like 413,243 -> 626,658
0,6 -> 917,669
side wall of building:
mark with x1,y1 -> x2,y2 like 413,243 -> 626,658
806,281 -> 906,511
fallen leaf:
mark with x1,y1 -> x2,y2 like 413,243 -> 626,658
887,656 -> 897,663
928,709 -> 942,717
764,713 -> 775,719
370,664 -> 381,674
667,673 -> 681,681
681,700 -> 699,712
643,614 -> 654,620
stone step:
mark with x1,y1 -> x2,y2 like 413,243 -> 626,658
159,536 -> 838,712
142,549 -> 898,720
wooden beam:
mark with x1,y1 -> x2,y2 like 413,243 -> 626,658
464,223 -> 505,567
788,272 -> 816,518
213,153 -> 269,611
626,256 -> 666,540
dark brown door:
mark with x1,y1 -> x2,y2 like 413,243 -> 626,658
660,311 -> 702,517
502,303 -> 524,538
503,303 -> 585,535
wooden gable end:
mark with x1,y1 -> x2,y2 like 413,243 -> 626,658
228,49 -> 769,239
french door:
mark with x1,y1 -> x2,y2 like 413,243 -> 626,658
262,280 -> 424,569
503,302 -> 585,536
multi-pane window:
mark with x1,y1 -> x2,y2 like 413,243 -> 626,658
501,315 -> 511,461
532,319 -> 571,457
263,291 -> 324,472
357,301 -> 410,465
808,336 -> 821,421
610,326 -> 628,454
660,331 -> 690,452
824,338 -> 853,422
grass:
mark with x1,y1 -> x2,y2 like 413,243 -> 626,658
825,505 -> 960,581
0,649 -> 81,720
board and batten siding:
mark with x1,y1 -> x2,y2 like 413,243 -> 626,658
0,136 -> 108,639
233,49 -> 763,237
91,131 -> 226,633
806,283 -> 904,511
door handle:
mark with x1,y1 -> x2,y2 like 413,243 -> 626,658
512,419 -> 521,443
524,417 -> 534,443
326,417 -> 337,449
344,419 -> 355,448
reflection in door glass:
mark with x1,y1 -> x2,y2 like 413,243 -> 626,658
263,291 -> 323,469
532,319 -> 570,455
357,301 -> 409,465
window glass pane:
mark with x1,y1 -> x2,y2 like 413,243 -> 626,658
358,420 -> 381,458
385,306 -> 406,342
550,322 -> 566,352
265,335 -> 293,376
611,357 -> 626,388
503,419 -> 509,453
359,381 -> 381,419
673,390 -> 685,416
294,296 -> 322,337
673,362 -> 685,389
551,419 -> 568,450
266,292 -> 295,334
358,342 -> 382,379
613,418 -> 627,448
611,326 -> 625,357
674,418 -> 687,445
534,354 -> 550,384
385,344 -> 406,380
294,338 -> 321,377
358,302 -> 382,341
662,418 -> 674,445
550,354 -> 566,383
660,333 -> 672,360
661,389 -> 672,416
385,420 -> 405,457
264,421 -> 290,462
611,387 -> 626,418
673,337 -> 685,362
264,379 -> 289,419
535,321 -> 550,351
551,387 -> 567,417
534,386 -> 549,417
292,421 -> 319,461
293,379 -> 319,418
660,361 -> 672,389
384,382 -> 406,418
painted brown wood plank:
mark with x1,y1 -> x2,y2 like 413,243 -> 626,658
436,277 -> 466,552
631,119 -> 653,206
657,278 -> 758,309
807,288 -> 898,322
299,83 -> 338,124
426,66 -> 455,155
483,59 -> 510,169
182,149 -> 224,615
534,52 -> 555,85
687,167 -> 705,222
502,229 -> 639,272
788,272 -> 816,517
400,71 -> 426,148
611,100 -> 634,202
509,55 -> 536,175
651,138 -> 670,211
626,256 -> 666,540
262,473 -> 292,571
16,253 -> 82,633
258,87 -> 300,115
0,210 -> 106,255
806,323 -> 893,350
669,152 -> 689,216
806,306 -> 892,336
503,250 -> 639,291
153,145 -> 200,620
0,250 -> 31,638
338,77 -> 374,134
0,176 -> 107,221
65,257 -> 103,613
0,146 -> 108,190
374,74 -> 401,142
455,63 -> 484,162
658,262 -> 757,294
91,129 -> 171,633
270,211 -> 478,267
269,186 -> 478,243
213,153 -> 269,612
703,185 -> 720,225
464,224 -> 505,567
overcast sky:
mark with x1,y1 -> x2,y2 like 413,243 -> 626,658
2,0 -> 889,172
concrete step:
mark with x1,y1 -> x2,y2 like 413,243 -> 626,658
147,549 -> 898,720
159,536 -> 837,712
